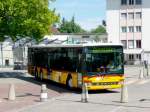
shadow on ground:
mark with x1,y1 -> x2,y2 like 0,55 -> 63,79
55,98 -> 150,109
0,71 -> 119,94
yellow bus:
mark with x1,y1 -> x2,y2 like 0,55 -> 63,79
28,43 -> 124,90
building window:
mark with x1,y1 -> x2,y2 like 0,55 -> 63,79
121,40 -> 127,49
135,12 -> 142,19
136,26 -> 142,32
82,36 -> 90,38
121,0 -> 127,5
136,40 -> 141,48
128,40 -> 134,49
129,0 -> 134,5
128,13 -> 134,19
5,59 -> 9,66
129,54 -> 134,60
136,54 -> 141,60
121,27 -> 127,33
128,26 -> 134,32
121,13 -> 127,19
136,0 -> 142,5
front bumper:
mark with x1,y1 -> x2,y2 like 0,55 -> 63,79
86,84 -> 122,90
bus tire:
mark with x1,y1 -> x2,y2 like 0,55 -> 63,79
66,75 -> 72,89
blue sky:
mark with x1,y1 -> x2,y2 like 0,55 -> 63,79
50,0 -> 106,31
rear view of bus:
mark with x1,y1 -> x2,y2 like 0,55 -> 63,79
82,45 -> 124,90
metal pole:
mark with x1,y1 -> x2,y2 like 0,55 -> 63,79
147,61 -> 149,76
120,81 -> 128,103
22,46 -> 24,69
0,43 -> 3,67
81,83 -> 88,103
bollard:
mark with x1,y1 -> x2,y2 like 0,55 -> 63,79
139,68 -> 144,79
146,66 -> 149,76
8,83 -> 16,101
120,81 -> 128,103
40,84 -> 48,102
81,83 -> 88,103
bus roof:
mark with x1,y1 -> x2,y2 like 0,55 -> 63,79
29,43 -> 123,48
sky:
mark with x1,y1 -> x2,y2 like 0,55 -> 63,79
50,0 -> 106,31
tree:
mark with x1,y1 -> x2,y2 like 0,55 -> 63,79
58,16 -> 86,33
91,25 -> 106,34
0,0 -> 59,42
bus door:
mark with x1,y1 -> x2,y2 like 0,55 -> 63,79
47,53 -> 52,80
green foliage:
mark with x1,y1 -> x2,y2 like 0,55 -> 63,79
0,0 -> 59,42
91,25 -> 106,34
58,16 -> 86,33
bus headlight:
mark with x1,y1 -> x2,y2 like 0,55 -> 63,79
118,81 -> 124,85
87,82 -> 92,86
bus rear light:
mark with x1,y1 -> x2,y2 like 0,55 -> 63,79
87,83 -> 92,86
118,81 -> 124,85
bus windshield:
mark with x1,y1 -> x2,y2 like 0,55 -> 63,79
85,47 -> 124,74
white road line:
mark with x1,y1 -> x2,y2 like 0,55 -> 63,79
126,79 -> 150,85
125,79 -> 139,85
109,106 -> 124,112
137,79 -> 150,85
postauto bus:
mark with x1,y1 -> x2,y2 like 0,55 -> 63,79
28,43 -> 124,90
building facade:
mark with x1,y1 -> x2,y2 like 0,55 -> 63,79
0,38 -> 30,68
0,41 -> 14,67
43,33 -> 107,44
106,0 -> 150,64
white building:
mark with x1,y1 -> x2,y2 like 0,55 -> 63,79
106,0 -> 150,65
43,33 -> 107,44
0,39 -> 14,67
0,38 -> 32,68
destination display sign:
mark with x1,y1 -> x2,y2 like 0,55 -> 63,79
86,47 -> 122,53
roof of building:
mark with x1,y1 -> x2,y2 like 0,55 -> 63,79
29,43 -> 123,48
51,33 -> 107,36
50,27 -> 60,34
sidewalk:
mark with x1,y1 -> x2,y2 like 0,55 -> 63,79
19,83 -> 150,112
18,66 -> 150,112
0,71 -> 68,112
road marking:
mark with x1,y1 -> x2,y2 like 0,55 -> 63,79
137,79 -> 150,85
109,106 -> 124,112
126,79 -> 150,85
125,79 -> 139,85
